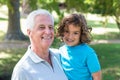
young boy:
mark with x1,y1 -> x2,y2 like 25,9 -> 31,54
57,13 -> 102,80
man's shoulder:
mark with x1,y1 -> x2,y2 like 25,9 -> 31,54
14,50 -> 31,70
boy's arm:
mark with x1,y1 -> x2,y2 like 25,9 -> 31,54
92,71 -> 102,80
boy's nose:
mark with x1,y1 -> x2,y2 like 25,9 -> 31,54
68,33 -> 74,38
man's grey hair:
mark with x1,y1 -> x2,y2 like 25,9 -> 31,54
26,9 -> 54,30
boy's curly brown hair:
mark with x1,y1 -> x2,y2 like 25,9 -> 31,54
57,13 -> 92,44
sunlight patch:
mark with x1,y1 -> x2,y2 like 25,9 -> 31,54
92,27 -> 119,35
0,52 -> 11,58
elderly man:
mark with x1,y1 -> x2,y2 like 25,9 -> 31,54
11,9 -> 68,80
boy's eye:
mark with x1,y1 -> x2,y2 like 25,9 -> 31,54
64,30 -> 69,33
74,32 -> 79,35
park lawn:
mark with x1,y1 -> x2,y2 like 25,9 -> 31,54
0,43 -> 120,80
0,48 -> 27,80
91,43 -> 120,80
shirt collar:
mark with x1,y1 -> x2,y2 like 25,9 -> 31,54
27,46 -> 54,63
27,46 -> 44,63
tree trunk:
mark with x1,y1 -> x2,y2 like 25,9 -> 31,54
116,21 -> 120,33
115,15 -> 120,33
5,0 -> 27,40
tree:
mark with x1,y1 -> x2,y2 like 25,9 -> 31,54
56,0 -> 120,32
92,0 -> 120,32
0,0 -> 26,40
21,0 -> 37,17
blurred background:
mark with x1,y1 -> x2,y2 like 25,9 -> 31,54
0,0 -> 120,80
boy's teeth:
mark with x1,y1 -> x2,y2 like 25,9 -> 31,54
67,39 -> 73,42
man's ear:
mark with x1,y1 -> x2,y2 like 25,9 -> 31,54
27,29 -> 31,35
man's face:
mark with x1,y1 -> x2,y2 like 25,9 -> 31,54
28,14 -> 54,48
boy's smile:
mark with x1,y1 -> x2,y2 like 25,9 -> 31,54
63,24 -> 81,46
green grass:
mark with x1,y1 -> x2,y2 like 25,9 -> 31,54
91,43 -> 120,80
92,32 -> 120,40
87,20 -> 120,40
87,20 -> 117,28
0,48 -> 26,80
0,17 -> 8,21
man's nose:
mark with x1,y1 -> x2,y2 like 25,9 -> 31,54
45,28 -> 52,34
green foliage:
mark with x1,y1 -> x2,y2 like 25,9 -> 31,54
0,0 -> 14,12
37,0 -> 60,14
92,0 -> 120,31
29,0 -> 37,10
0,0 -> 8,4
51,36 -> 62,48
65,0 -> 93,13
92,0 -> 120,16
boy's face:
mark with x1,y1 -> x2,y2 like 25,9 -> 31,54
63,24 -> 81,46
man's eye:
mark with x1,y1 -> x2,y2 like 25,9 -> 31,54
39,26 -> 45,30
49,26 -> 54,30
